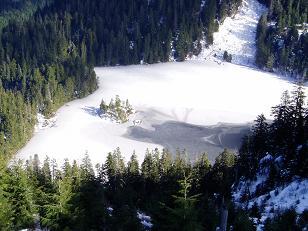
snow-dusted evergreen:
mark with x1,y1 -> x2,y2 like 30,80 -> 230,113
233,154 -> 308,229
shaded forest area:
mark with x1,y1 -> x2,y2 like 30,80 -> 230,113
256,0 -> 307,79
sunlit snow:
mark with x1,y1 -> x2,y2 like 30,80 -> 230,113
14,0 -> 307,165
15,60 -> 305,165
195,0 -> 267,67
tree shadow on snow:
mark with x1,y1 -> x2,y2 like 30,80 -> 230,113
82,106 -> 101,117
124,121 -> 251,163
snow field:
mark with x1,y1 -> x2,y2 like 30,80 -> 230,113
15,60 -> 306,165
15,0 -> 307,166
195,0 -> 267,67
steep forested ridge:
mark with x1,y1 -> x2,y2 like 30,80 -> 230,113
0,0 -> 242,160
256,0 -> 307,79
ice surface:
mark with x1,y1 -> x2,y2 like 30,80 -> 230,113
14,0 -> 307,165
15,60 -> 305,165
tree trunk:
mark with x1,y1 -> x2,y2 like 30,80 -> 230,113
219,196 -> 228,231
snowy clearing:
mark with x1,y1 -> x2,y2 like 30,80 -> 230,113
15,60 -> 305,165
195,0 -> 267,67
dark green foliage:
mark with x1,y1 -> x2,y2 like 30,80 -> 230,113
212,149 -> 237,198
231,210 -> 255,231
162,174 -> 203,231
238,85 -> 308,179
40,0 -> 240,65
100,96 -> 133,122
255,0 -> 307,79
0,86 -> 35,157
264,209 -> 305,231
0,0 -> 50,30
4,161 -> 37,230
0,149 -> 246,230
223,51 -> 232,62
0,135 -> 307,230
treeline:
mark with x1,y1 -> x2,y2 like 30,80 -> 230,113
0,0 -> 243,160
42,0 -> 241,65
0,1 -> 99,159
0,148 -> 251,231
255,0 -> 307,79
1,87 -> 307,230
238,85 -> 308,183
234,86 -> 308,229
0,87 -> 35,157
0,144 -> 306,230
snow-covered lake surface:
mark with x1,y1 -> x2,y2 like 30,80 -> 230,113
15,60 -> 305,165
14,0 -> 308,165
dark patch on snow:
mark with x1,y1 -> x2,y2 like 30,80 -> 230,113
82,106 -> 101,117
125,121 -> 250,162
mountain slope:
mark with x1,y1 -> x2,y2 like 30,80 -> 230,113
195,0 -> 267,67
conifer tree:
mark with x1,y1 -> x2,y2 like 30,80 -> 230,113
252,114 -> 269,160
0,157 -> 13,230
164,173 -> 202,231
159,149 -> 173,176
6,162 -> 36,230
290,85 -> 306,146
212,149 -> 236,198
127,151 -> 140,177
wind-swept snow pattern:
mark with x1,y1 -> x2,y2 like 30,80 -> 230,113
197,0 -> 267,67
15,60 -> 306,165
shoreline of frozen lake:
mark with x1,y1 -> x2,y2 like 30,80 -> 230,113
15,60 -> 305,165
13,0 -> 307,165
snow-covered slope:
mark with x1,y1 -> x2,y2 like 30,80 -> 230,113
236,178 -> 308,230
15,60 -> 306,165
196,0 -> 267,67
233,154 -> 308,229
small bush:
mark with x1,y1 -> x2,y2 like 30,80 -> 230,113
100,95 -> 133,123
223,51 -> 232,62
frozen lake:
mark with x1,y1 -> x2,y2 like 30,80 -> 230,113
16,60 -> 304,164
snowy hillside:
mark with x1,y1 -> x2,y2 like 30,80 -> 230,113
195,0 -> 267,67
233,154 -> 308,230
15,60 -> 306,165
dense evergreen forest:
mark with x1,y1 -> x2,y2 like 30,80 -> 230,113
0,87 -> 307,230
0,0 -> 50,29
255,0 -> 307,79
0,0 -> 242,160
0,0 -> 307,229
238,86 -> 308,180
